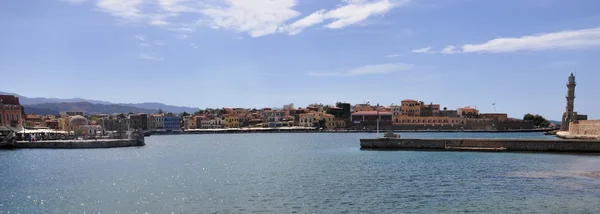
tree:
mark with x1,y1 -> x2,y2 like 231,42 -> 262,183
194,109 -> 205,115
523,113 -> 550,127
181,111 -> 190,117
318,119 -> 327,129
158,108 -> 163,114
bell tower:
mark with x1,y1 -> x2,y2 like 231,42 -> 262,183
561,73 -> 576,131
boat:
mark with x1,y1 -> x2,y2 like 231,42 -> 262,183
0,130 -> 17,149
383,130 -> 400,139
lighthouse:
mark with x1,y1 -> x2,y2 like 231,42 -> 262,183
560,73 -> 577,131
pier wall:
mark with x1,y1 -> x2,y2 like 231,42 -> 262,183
360,138 -> 600,152
569,120 -> 600,137
14,139 -> 144,149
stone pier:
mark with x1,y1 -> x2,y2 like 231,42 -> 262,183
360,138 -> 600,153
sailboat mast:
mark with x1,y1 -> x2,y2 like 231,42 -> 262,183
376,103 -> 380,138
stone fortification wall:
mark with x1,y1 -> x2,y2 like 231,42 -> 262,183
360,138 -> 600,152
15,139 -> 144,149
569,120 -> 600,136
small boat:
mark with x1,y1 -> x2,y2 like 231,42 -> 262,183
383,130 -> 400,139
0,131 -> 17,149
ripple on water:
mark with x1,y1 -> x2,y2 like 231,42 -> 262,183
1,133 -> 600,213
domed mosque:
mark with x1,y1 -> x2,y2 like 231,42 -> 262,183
69,115 -> 89,134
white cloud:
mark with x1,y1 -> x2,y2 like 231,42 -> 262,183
411,47 -> 432,53
461,27 -> 600,53
201,0 -> 301,37
177,34 -> 190,39
385,54 -> 400,58
190,43 -> 198,49
282,0 -> 407,35
138,52 -> 164,61
308,63 -> 413,76
67,0 -> 408,37
440,45 -> 457,54
96,0 -> 144,21
134,34 -> 147,41
155,41 -> 166,46
138,43 -> 151,47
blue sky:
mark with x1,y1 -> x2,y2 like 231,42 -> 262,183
1,0 -> 599,120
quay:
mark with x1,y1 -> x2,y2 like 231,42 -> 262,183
6,138 -> 145,149
360,138 -> 600,153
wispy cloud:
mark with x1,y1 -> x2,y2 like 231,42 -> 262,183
177,34 -> 190,40
440,45 -> 457,54
96,0 -> 144,21
134,34 -> 147,42
462,27 -> 600,53
411,47 -> 432,53
138,43 -> 151,47
190,43 -> 198,49
138,52 -> 164,61
386,54 -> 401,58
415,27 -> 600,54
308,63 -> 413,77
64,0 -> 409,38
282,0 -> 408,35
154,41 -> 166,46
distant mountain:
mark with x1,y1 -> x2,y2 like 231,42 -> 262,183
1,91 -> 199,114
23,102 -> 157,115
120,102 -> 199,114
23,106 -> 61,116
549,120 -> 562,125
0,91 -> 112,105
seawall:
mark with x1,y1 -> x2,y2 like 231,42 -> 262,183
360,138 -> 600,153
12,139 -> 145,149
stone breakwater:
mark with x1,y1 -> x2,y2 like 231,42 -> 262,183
12,138 -> 145,149
360,138 -> 600,153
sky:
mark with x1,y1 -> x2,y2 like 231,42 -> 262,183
0,0 -> 599,120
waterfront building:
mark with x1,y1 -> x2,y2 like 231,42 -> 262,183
225,115 -> 240,128
69,115 -> 89,135
457,106 -> 479,118
400,100 -> 421,116
24,114 -> 46,128
150,114 -> 165,131
320,113 -> 336,128
163,113 -> 180,131
391,105 -> 402,122
439,108 -> 458,117
298,113 -> 317,127
0,95 -> 24,128
129,113 -> 148,131
351,111 -> 393,127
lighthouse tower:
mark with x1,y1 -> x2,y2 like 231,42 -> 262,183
561,73 -> 577,131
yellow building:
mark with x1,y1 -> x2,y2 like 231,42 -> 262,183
299,113 -> 317,127
225,115 -> 240,128
401,99 -> 422,116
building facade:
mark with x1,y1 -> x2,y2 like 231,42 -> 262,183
0,95 -> 24,128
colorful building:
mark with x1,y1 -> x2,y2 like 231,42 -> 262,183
0,95 -> 24,128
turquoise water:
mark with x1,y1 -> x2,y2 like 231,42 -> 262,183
2,132 -> 600,213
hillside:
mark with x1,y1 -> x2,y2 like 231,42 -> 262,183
23,102 -> 157,115
2,91 -> 199,114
